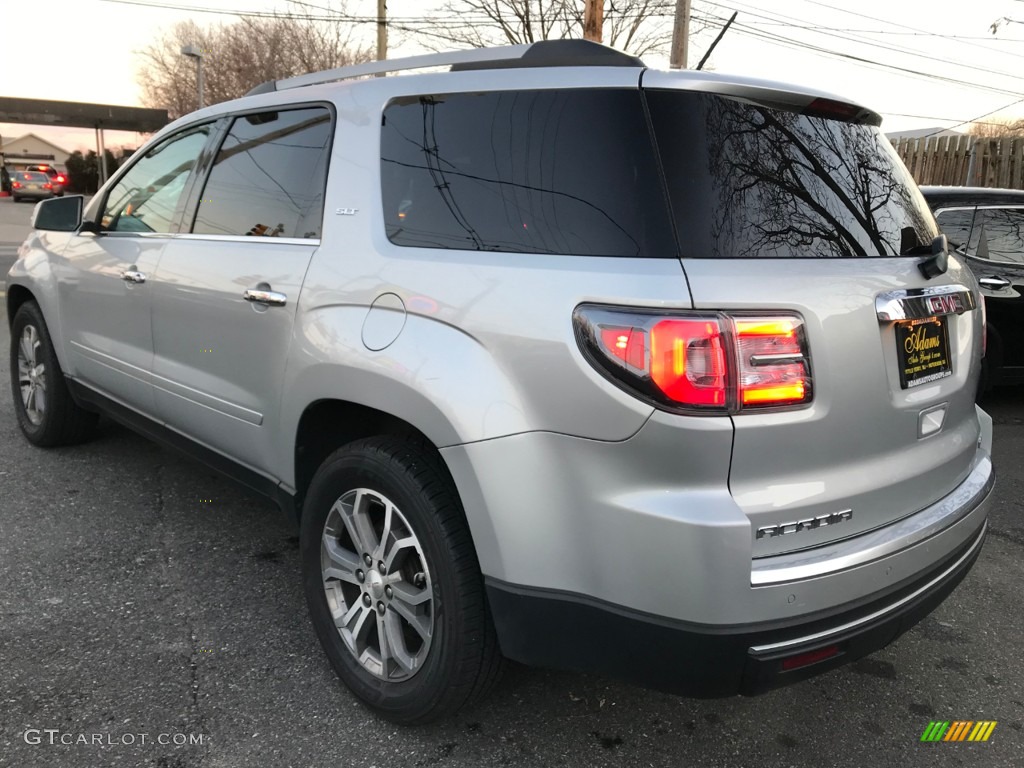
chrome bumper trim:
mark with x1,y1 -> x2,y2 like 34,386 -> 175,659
751,454 -> 992,586
749,520 -> 986,654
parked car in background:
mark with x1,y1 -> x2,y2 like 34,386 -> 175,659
10,171 -> 54,202
25,164 -> 67,196
7,40 -> 994,724
921,186 -> 1024,390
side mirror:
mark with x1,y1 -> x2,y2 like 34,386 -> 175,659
31,195 -> 84,232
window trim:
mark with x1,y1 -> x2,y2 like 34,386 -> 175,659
181,100 -> 337,241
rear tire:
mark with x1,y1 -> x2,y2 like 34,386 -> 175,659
300,435 -> 503,724
9,301 -> 98,446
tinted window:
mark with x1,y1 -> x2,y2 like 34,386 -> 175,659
192,107 -> 332,239
647,91 -> 936,258
102,125 -> 211,233
969,208 -> 1024,265
380,90 -> 674,257
934,208 -> 975,252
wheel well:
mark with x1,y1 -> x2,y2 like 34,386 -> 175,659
6,284 -> 35,327
294,400 -> 442,517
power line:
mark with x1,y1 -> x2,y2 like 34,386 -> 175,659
699,0 -> 1024,76
695,8 -> 1024,101
921,97 -> 1024,137
881,111 -> 1023,128
794,0 -> 1024,61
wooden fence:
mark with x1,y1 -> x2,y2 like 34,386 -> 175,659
889,135 -> 1024,190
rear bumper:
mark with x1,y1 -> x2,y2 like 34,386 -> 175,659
487,518 -> 987,697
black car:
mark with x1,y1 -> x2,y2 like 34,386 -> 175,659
921,185 -> 1024,390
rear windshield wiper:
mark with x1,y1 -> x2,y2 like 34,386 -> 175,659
902,234 -> 948,279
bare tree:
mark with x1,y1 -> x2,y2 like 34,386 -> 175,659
410,0 -> 705,57
137,2 -> 373,120
968,117 -> 1024,139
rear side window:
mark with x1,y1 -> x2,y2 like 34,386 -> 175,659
380,89 -> 674,257
646,90 -> 936,258
934,208 -> 976,252
968,208 -> 1024,265
192,107 -> 332,239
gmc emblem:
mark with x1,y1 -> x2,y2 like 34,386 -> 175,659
926,293 -> 965,316
756,510 -> 853,539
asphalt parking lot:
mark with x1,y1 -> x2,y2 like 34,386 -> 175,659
1,195 -> 1023,767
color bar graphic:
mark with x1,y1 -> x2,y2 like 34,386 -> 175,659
920,721 -> 996,742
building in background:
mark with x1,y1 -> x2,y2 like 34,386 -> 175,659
1,133 -> 71,173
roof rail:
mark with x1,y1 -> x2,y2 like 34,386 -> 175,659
246,40 -> 645,96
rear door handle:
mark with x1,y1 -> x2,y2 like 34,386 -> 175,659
243,288 -> 287,307
121,269 -> 146,284
978,276 -> 1011,290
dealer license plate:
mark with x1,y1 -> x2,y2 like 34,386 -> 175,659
895,317 -> 952,389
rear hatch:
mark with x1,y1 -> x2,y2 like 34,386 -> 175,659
644,74 -> 985,557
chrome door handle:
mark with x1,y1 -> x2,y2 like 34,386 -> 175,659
121,270 -> 146,284
243,288 -> 287,306
978,276 -> 1011,290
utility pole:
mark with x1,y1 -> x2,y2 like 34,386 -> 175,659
583,0 -> 603,43
670,0 -> 692,69
377,0 -> 388,62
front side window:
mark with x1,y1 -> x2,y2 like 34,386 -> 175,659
968,208 -> 1024,265
934,208 -> 976,253
101,125 -> 211,233
192,107 -> 332,239
380,89 -> 674,257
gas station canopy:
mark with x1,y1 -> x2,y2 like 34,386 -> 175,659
0,97 -> 168,133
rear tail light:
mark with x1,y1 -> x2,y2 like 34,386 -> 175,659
43,183 -> 52,189
734,317 -> 809,406
574,305 -> 812,414
55,175 -> 66,183
12,181 -> 21,189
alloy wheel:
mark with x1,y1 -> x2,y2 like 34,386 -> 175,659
321,488 -> 434,681
17,324 -> 46,426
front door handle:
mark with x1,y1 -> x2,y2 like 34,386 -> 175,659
121,269 -> 146,284
978,276 -> 1011,290
243,288 -> 287,307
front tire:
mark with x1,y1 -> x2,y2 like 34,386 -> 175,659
300,436 -> 502,724
9,301 -> 98,446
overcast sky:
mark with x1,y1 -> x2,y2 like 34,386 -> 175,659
2,0 -> 1024,156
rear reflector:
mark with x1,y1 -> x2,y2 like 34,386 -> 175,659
575,305 -> 812,414
781,645 -> 840,671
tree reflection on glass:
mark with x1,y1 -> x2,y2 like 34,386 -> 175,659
703,99 -> 934,259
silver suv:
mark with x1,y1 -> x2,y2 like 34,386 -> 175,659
6,41 -> 994,724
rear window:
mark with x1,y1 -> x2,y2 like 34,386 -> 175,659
18,172 -> 46,182
380,89 -> 674,257
646,90 -> 936,258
